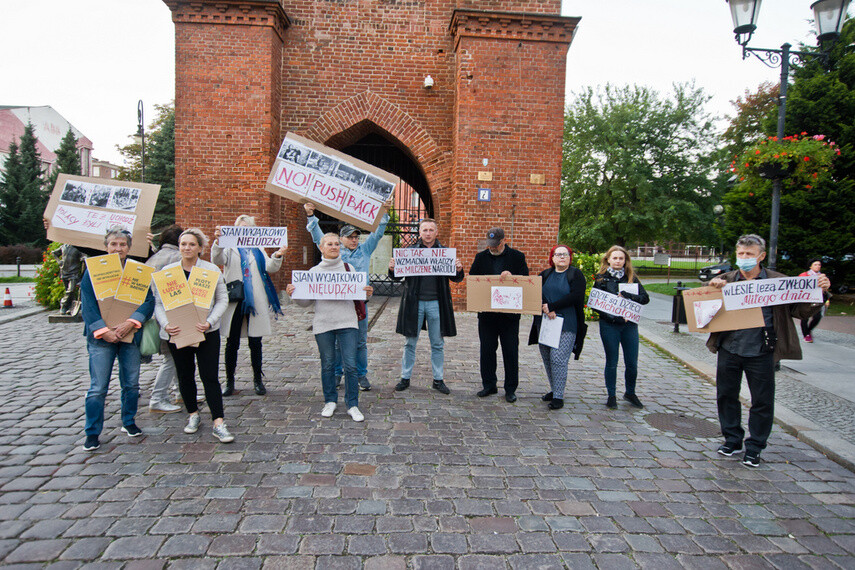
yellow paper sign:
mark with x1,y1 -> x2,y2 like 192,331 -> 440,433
151,267 -> 194,311
188,267 -> 218,310
114,260 -> 155,305
85,254 -> 123,300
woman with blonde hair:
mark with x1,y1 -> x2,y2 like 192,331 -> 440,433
153,228 -> 233,442
592,245 -> 649,410
213,215 -> 287,396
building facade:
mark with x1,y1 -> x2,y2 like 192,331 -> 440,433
162,0 -> 578,295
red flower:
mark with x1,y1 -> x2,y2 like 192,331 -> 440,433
804,156 -> 810,162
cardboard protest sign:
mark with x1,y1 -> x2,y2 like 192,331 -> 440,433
466,275 -> 542,315
290,270 -> 368,300
538,315 -> 564,349
218,226 -> 288,249
587,288 -> 643,324
188,266 -> 220,323
265,132 -> 398,231
44,174 -> 161,257
721,276 -> 824,311
392,248 -> 457,277
108,260 -> 155,343
84,254 -> 123,300
682,286 -> 764,333
151,267 -> 205,349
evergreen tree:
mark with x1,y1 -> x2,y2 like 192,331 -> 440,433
46,128 -> 82,191
116,103 -> 175,229
0,123 -> 46,246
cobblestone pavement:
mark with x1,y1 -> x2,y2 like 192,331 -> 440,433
1,299 -> 855,568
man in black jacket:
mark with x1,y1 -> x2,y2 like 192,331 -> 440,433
469,228 -> 529,402
389,218 -> 464,394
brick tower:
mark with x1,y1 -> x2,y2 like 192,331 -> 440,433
163,0 -> 578,292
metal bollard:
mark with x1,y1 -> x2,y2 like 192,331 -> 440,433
16,256 -> 21,278
671,280 -> 689,333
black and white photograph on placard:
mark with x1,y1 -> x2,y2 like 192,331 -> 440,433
305,152 -> 337,176
87,184 -> 111,208
59,181 -> 88,205
362,174 -> 395,202
334,163 -> 366,187
109,186 -> 141,211
279,141 -> 309,166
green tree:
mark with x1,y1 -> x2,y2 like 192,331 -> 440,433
721,82 -> 779,159
560,83 -> 720,252
116,102 -> 175,229
0,123 -> 46,246
46,127 -> 82,191
720,18 -> 855,273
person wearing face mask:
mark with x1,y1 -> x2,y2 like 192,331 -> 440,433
707,234 -> 830,468
469,227 -> 529,403
592,245 -> 650,410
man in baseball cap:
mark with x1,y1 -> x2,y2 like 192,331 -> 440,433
469,227 -> 529,403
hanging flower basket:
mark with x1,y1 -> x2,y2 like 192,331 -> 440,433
730,133 -> 840,190
757,162 -> 796,180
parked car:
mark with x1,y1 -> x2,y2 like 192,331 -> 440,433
698,261 -> 732,282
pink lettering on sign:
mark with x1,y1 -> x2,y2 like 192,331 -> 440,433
274,163 -> 314,196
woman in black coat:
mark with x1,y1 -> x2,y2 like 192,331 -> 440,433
528,244 -> 586,410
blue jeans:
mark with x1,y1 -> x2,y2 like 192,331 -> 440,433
599,320 -> 640,397
85,336 -> 141,436
400,300 -> 444,381
334,317 -> 368,378
316,328 -> 359,408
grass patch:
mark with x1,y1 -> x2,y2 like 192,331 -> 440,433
643,282 -> 705,296
634,259 -> 718,270
0,276 -> 34,283
827,297 -> 855,316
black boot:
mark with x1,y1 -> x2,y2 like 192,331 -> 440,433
249,337 -> 266,395
222,377 -> 235,397
254,373 -> 267,396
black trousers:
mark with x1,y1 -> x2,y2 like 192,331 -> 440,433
716,347 -> 775,453
225,309 -> 262,381
478,313 -> 520,394
169,330 -> 225,420
800,312 -> 823,337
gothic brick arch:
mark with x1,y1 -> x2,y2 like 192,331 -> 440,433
303,91 -> 450,216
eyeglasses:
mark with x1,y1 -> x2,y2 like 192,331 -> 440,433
553,253 -> 570,258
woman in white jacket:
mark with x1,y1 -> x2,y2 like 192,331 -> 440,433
286,233 -> 372,422
213,215 -> 287,396
153,228 -> 233,443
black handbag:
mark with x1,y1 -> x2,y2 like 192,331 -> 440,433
226,280 -> 244,303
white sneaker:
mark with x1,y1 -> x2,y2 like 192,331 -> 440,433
347,406 -> 364,422
149,400 -> 181,413
321,402 -> 337,417
212,423 -> 234,443
184,413 -> 201,434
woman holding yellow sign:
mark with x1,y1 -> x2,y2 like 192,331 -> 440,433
153,228 -> 233,443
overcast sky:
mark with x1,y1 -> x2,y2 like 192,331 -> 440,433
0,0 -> 825,167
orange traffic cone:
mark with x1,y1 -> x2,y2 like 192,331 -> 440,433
2,288 -> 12,308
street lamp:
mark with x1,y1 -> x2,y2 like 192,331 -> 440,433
725,0 -> 850,270
134,100 -> 146,183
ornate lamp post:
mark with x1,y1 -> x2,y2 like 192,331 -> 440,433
134,100 -> 146,183
725,0 -> 850,270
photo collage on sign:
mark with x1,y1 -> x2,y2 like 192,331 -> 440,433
277,139 -> 396,203
60,180 -> 141,212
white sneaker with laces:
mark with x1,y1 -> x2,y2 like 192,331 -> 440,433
212,423 -> 234,443
321,402 -> 337,417
347,406 -> 364,422
149,400 -> 181,413
184,413 -> 201,434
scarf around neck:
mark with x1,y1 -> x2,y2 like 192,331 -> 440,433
606,267 -> 625,279
239,248 -> 282,317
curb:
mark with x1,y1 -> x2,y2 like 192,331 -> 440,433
0,306 -> 47,326
639,323 -> 855,473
